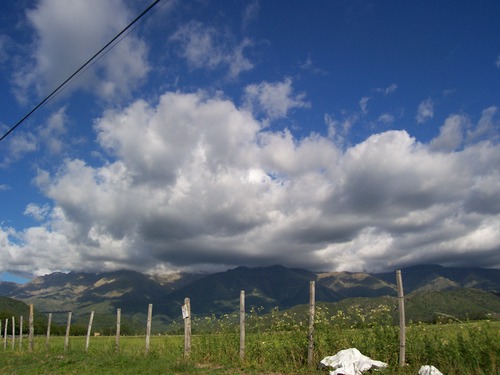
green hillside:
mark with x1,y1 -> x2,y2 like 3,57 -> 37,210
404,288 -> 500,322
285,288 -> 500,325
0,297 -> 49,334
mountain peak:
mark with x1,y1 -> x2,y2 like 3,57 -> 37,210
1,265 -> 498,325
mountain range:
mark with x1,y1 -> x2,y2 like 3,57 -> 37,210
1,264 -> 499,330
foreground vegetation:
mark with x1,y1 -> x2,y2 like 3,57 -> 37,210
1,304 -> 498,374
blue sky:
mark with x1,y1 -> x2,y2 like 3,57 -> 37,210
1,0 -> 499,282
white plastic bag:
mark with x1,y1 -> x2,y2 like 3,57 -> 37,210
418,365 -> 444,375
320,348 -> 388,375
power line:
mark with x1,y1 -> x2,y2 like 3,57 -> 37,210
0,0 -> 161,143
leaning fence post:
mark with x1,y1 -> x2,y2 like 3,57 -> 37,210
85,311 -> 95,353
145,304 -> 152,354
240,290 -> 245,360
3,318 -> 8,350
115,308 -> 121,352
46,313 -> 52,350
11,316 -> 15,350
183,297 -> 191,357
28,305 -> 34,352
396,270 -> 406,367
19,315 -> 23,350
64,312 -> 72,352
308,280 -> 316,366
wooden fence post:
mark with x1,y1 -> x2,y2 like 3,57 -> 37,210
308,281 -> 315,366
240,290 -> 245,360
115,308 -> 121,352
11,316 -> 15,350
28,304 -> 34,352
19,315 -> 23,349
46,313 -> 52,350
64,312 -> 72,352
3,318 -> 7,350
85,311 -> 95,353
396,270 -> 406,367
183,297 -> 191,357
145,304 -> 152,354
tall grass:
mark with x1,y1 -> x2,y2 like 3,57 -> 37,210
0,305 -> 498,374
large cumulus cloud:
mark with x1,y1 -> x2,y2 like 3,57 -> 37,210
2,91 -> 500,276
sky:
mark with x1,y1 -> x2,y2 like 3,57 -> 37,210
1,0 -> 499,283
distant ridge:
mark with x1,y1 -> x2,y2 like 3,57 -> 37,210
373,264 -> 500,294
158,265 -> 343,317
1,264 -> 499,328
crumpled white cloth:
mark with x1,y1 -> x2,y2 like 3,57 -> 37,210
418,365 -> 444,375
320,348 -> 388,375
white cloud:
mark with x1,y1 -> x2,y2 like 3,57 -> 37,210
170,21 -> 254,79
170,22 -> 220,69
228,39 -> 254,78
358,84 -> 397,118
324,114 -> 338,139
374,83 -> 397,96
39,107 -> 68,154
242,0 -> 260,30
300,54 -> 327,75
243,77 -> 310,121
359,96 -> 370,113
416,98 -> 434,123
385,83 -> 398,95
496,55 -> 500,68
1,92 -> 500,276
378,113 -> 394,124
467,106 -> 499,143
24,203 -> 50,221
0,35 -> 9,63
323,111 -> 360,146
430,114 -> 468,152
1,107 -> 69,166
96,92 -> 261,183
1,132 -> 37,167
14,0 -> 149,102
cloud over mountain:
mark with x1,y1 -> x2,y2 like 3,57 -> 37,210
2,89 -> 499,277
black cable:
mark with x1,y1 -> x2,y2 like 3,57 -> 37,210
0,0 -> 161,143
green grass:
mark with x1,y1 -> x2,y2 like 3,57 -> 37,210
0,316 -> 498,374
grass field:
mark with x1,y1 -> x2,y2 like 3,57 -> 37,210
0,313 -> 498,374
